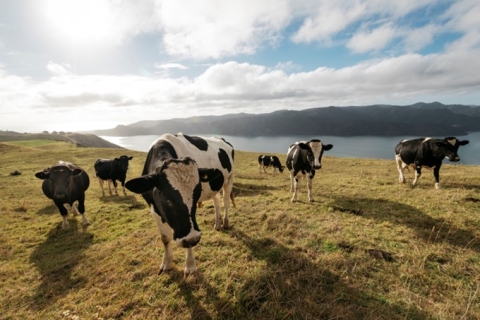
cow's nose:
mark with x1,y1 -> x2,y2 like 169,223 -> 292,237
313,165 -> 322,170
54,193 -> 67,199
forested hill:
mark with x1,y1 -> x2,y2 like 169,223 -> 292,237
93,102 -> 480,137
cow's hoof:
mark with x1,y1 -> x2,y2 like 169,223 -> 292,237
183,269 -> 197,279
158,265 -> 173,275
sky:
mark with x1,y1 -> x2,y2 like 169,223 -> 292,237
1,0 -> 480,133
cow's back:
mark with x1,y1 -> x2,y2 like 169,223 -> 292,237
94,159 -> 113,180
286,144 -> 306,171
395,138 -> 425,165
148,134 -> 234,201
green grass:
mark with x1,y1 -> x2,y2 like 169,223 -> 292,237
1,140 -> 480,319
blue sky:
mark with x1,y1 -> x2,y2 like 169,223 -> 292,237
1,0 -> 480,132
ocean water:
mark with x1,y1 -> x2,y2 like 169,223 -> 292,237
101,132 -> 480,165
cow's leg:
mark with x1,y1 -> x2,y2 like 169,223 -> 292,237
184,247 -> 197,277
97,178 -> 105,196
112,180 -> 119,195
307,173 -> 314,202
56,201 -> 69,229
150,206 -> 174,274
412,166 -> 422,186
121,180 -> 127,196
212,194 -> 223,230
219,175 -> 234,229
291,172 -> 300,203
289,171 -> 295,192
433,166 -> 441,189
63,203 -> 74,214
395,154 -> 406,183
77,197 -> 90,226
107,180 -> 113,195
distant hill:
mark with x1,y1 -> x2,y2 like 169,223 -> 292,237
0,132 -> 123,149
91,102 -> 480,137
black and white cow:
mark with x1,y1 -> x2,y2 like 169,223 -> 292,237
258,155 -> 285,174
35,161 -> 90,229
286,140 -> 333,202
125,133 -> 234,276
94,155 -> 133,196
395,137 -> 469,189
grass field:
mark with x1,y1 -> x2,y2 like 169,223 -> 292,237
1,140 -> 479,319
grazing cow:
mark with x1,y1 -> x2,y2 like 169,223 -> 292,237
94,155 -> 133,196
125,133 -> 234,276
258,155 -> 284,174
286,139 -> 333,202
395,137 -> 469,189
35,161 -> 90,229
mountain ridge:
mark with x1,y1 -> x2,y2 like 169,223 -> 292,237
92,102 -> 480,137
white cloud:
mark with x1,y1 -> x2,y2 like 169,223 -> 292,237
291,0 -> 439,51
291,1 -> 366,44
43,0 -> 160,46
2,0 -> 480,132
402,24 -> 438,52
2,48 -> 480,132
443,0 -> 480,52
156,63 -> 188,70
158,0 -> 290,59
46,61 -> 71,76
347,24 -> 396,53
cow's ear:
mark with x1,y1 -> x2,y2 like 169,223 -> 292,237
35,171 -> 49,180
459,140 -> 469,146
198,168 -> 221,182
128,156 -> 133,160
297,143 -> 309,149
114,158 -> 119,161
72,168 -> 83,176
323,144 -> 333,151
125,175 -> 157,194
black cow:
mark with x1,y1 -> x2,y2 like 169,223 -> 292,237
395,137 -> 469,189
258,155 -> 284,174
35,161 -> 90,229
125,133 -> 234,276
94,155 -> 133,196
286,140 -> 333,202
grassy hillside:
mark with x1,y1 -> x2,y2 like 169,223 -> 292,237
1,140 -> 479,319
0,132 -> 122,149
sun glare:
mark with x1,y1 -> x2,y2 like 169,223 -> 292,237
45,0 -> 111,44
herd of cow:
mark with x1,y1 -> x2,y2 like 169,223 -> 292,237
34,133 -> 469,275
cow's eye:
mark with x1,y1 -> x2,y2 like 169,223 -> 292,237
165,199 -> 174,207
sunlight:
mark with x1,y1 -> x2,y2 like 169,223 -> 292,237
45,0 -> 112,44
